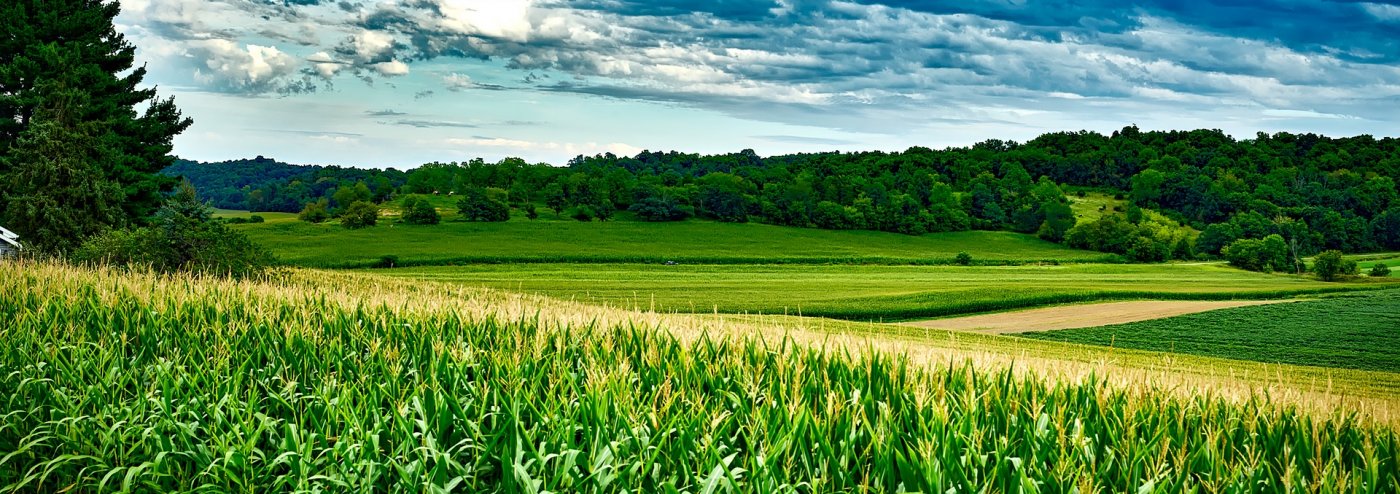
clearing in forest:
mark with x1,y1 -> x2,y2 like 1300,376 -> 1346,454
905,299 -> 1291,334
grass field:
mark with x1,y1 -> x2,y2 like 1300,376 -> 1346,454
4,261 -> 1399,491
1021,290 -> 1400,372
379,262 -> 1395,320
1066,191 -> 1126,223
232,215 -> 1119,267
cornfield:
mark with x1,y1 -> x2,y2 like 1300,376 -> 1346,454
2,262 -> 1397,492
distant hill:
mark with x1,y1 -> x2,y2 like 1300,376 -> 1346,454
161,157 -> 405,212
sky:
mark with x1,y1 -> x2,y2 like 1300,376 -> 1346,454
115,0 -> 1400,168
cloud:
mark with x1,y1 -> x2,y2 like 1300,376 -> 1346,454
444,136 -> 643,157
392,120 -> 479,128
442,72 -> 475,91
373,60 -> 411,76
188,40 -> 306,94
365,109 -> 407,116
755,135 -> 859,146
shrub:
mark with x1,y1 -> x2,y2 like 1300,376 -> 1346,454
457,188 -> 510,222
1370,263 -> 1391,277
955,252 -> 973,266
248,215 -> 264,224
1126,236 -> 1170,263
376,255 -> 399,268
1313,250 -> 1358,281
568,205 -> 595,222
525,203 -> 539,220
225,217 -> 248,224
400,197 -> 441,225
340,201 -> 379,229
73,182 -> 272,278
1223,235 -> 1289,273
299,199 -> 331,223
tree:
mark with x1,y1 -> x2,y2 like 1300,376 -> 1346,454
955,252 -> 973,266
1222,235 -> 1289,273
544,183 -> 567,218
1036,200 -> 1076,242
629,197 -> 690,221
333,181 -> 373,210
340,201 -> 379,229
73,181 -> 271,278
456,188 -> 509,222
1,89 -> 124,253
298,199 -> 330,223
524,203 -> 539,220
1,0 -> 191,223
399,196 -> 440,225
1370,263 -> 1391,277
1312,250 -> 1357,281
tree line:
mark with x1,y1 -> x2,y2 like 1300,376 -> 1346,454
170,128 -> 1400,265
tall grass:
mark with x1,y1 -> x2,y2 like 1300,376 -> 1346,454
2,262 -> 1397,492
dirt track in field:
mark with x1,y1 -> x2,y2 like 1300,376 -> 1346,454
905,300 -> 1293,334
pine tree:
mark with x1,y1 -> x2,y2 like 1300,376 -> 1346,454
3,88 -> 127,252
0,0 -> 192,237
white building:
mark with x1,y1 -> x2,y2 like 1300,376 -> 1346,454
0,227 -> 21,258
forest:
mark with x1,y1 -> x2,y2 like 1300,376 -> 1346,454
166,127 -> 1400,262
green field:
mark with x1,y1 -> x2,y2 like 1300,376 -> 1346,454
379,262 -> 1393,320
5,262 -> 1398,492
233,215 -> 1118,267
1066,191 -> 1126,222
1021,290 -> 1400,371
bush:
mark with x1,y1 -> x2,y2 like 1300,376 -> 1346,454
340,201 -> 379,229
457,188 -> 510,222
568,205 -> 595,222
376,255 -> 399,268
299,199 -> 331,223
73,182 -> 272,278
955,252 -> 973,266
1126,236 -> 1170,263
1370,263 -> 1391,277
1313,250 -> 1358,281
525,203 -> 539,220
1223,235 -> 1289,273
225,217 -> 248,224
400,196 -> 441,225
248,215 -> 264,224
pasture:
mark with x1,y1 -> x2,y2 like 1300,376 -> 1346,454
231,215 -> 1117,267
378,262 -> 1390,320
1021,290 -> 1400,372
3,261 -> 1399,492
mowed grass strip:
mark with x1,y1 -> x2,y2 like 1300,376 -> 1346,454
381,262 -> 1393,320
233,214 -> 1117,267
4,262 -> 1399,492
1021,290 -> 1400,372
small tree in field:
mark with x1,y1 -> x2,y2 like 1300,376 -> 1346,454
457,188 -> 509,222
340,201 -> 379,229
1312,250 -> 1357,281
299,199 -> 330,223
399,197 -> 440,225
1370,263 -> 1391,277
524,203 -> 539,220
955,252 -> 973,266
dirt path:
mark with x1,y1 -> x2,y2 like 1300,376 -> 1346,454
904,300 -> 1293,334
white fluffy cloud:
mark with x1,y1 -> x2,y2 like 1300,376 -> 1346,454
189,41 -> 301,93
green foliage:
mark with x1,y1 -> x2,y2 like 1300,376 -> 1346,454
1023,290 -> 1400,371
1035,201 -> 1076,242
298,198 -> 331,223
567,205 -> 595,222
0,89 -> 124,253
398,196 -> 441,225
456,188 -> 509,222
1312,250 -> 1359,281
248,215 -> 264,224
3,264 -> 1397,492
72,182 -> 271,278
1,0 -> 191,223
1223,235 -> 1290,273
628,197 -> 691,221
1371,262 -> 1392,277
339,201 -> 379,229
524,203 -> 539,220
332,181 -> 373,210
955,251 -> 973,266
